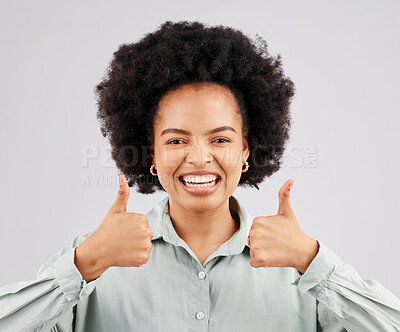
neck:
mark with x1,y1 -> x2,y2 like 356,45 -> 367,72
168,197 -> 240,249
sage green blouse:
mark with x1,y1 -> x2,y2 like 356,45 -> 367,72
1,195 -> 400,331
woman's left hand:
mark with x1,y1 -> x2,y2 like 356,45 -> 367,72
247,179 -> 320,274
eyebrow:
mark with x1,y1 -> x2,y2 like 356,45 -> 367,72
160,126 -> 237,136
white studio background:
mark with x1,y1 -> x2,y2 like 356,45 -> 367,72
0,1 -> 399,298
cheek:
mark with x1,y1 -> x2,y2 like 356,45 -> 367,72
216,145 -> 243,170
156,149 -> 184,188
158,148 -> 183,168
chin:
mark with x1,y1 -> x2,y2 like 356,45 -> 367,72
182,199 -> 220,212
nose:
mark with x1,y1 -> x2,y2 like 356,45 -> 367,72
184,142 -> 213,166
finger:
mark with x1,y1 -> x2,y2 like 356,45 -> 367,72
277,179 -> 295,216
250,249 -> 255,259
110,174 -> 130,213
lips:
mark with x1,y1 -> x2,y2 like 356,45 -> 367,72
178,171 -> 222,196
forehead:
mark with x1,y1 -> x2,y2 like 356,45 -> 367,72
155,83 -> 241,128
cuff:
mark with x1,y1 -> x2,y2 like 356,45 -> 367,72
291,240 -> 342,298
55,246 -> 98,302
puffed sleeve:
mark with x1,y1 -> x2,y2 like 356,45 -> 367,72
291,240 -> 400,331
0,231 -> 98,332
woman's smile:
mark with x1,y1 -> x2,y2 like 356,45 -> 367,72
178,173 -> 222,196
176,169 -> 222,196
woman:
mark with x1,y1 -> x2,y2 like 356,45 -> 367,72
1,20 -> 399,331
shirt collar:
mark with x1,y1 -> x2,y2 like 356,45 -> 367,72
145,195 -> 253,254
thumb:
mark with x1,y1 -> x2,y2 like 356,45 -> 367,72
110,174 -> 130,213
277,179 -> 294,216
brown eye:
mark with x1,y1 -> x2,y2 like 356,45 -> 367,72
167,139 -> 185,144
214,138 -> 230,143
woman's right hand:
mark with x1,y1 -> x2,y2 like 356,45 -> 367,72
74,174 -> 153,282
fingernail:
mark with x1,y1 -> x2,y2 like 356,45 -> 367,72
119,175 -> 123,185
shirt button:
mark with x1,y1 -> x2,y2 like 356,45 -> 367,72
198,271 -> 206,279
196,311 -> 205,320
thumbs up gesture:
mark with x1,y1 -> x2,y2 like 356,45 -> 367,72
75,175 -> 153,282
247,180 -> 320,274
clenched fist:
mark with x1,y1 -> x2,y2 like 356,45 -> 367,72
247,179 -> 319,274
75,175 -> 153,282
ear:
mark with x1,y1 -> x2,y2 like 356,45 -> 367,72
242,133 -> 250,161
148,136 -> 155,164
150,145 -> 154,164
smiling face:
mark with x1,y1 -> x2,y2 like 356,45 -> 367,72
151,82 -> 250,212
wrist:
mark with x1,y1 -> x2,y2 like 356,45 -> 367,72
74,237 -> 108,282
295,237 -> 320,275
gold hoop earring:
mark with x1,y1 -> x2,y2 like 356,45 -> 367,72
242,161 -> 249,173
150,164 -> 157,176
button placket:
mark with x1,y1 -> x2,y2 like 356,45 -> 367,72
194,266 -> 209,328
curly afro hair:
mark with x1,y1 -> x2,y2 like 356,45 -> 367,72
95,20 -> 296,194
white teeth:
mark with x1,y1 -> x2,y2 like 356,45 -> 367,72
182,174 -> 218,184
182,176 -> 218,187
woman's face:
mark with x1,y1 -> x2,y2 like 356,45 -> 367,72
151,82 -> 250,212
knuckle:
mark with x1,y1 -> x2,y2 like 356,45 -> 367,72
117,189 -> 127,198
263,217 -> 272,225
142,215 -> 150,225
139,250 -> 149,260
142,251 -> 150,262
260,254 -> 270,266
252,217 -> 265,228
134,250 -> 150,266
136,257 -> 145,266
250,259 -> 258,268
